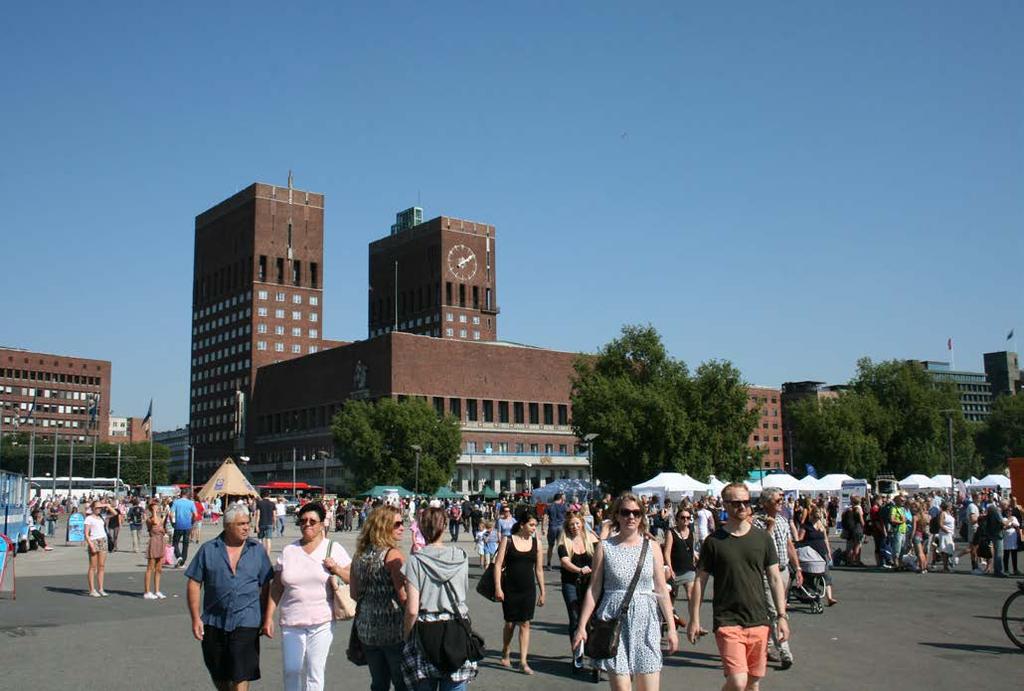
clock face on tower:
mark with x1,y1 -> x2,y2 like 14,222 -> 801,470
447,244 -> 478,281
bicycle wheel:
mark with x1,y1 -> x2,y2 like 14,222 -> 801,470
1002,589 -> 1024,651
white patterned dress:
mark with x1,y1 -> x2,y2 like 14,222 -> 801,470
593,539 -> 662,676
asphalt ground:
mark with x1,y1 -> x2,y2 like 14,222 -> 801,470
2,521 -> 1021,690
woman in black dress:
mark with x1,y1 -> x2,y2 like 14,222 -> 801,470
494,508 -> 546,675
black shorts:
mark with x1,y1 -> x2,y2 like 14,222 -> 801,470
258,525 -> 273,540
547,525 -> 563,546
201,625 -> 261,683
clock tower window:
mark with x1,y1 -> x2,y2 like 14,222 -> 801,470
459,284 -> 466,307
472,286 -> 479,308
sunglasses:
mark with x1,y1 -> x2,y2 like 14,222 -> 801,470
393,520 -> 404,528
618,509 -> 643,518
724,500 -> 751,508
298,518 -> 321,526
680,515 -> 692,521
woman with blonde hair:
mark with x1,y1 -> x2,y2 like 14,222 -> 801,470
143,501 -> 167,600
351,505 -> 408,691
558,510 -> 599,673
574,493 -> 677,687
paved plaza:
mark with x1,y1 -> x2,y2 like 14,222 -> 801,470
2,520 -> 1021,689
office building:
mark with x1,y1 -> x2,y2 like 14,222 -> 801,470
913,361 -> 992,422
747,386 -> 785,469
983,351 -> 1020,398
154,426 -> 191,480
0,347 -> 111,442
189,178 -> 327,471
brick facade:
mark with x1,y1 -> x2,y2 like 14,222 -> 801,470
0,347 -> 111,442
747,385 -> 785,470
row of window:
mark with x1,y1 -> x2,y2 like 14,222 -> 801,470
371,282 -> 494,324
255,307 -> 319,322
256,254 -> 319,289
256,324 -> 319,338
1,416 -> 88,433
193,341 -> 252,368
191,375 -> 249,400
752,435 -> 781,443
750,395 -> 779,404
256,290 -> 319,306
193,291 -> 250,321
1,369 -> 101,385
194,321 -> 251,349
465,441 -> 574,455
427,397 -> 570,426
192,355 -> 252,383
2,386 -> 98,401
256,342 -> 319,354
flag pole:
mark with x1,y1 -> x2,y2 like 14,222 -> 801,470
148,402 -> 154,494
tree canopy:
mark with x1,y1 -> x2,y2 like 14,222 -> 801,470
789,358 -> 980,479
331,397 -> 462,494
570,324 -> 759,490
0,434 -> 169,485
975,393 -> 1024,474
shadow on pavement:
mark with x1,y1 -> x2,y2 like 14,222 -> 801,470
919,642 -> 1021,655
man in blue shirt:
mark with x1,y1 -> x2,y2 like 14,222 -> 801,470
545,493 -> 568,569
186,503 -> 273,690
171,489 -> 199,567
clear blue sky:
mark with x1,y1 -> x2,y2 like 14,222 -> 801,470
1,3 -> 1020,429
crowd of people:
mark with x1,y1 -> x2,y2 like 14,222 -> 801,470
18,483 -> 1022,691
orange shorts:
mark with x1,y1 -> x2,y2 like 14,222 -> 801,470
714,625 -> 769,679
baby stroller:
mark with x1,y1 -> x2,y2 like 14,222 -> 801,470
790,546 -> 827,614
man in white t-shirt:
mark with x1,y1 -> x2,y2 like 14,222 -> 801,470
275,497 -> 287,537
694,499 -> 716,554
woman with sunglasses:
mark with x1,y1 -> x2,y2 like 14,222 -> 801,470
574,493 -> 677,688
262,502 -> 351,691
85,501 -> 111,597
351,505 -> 408,691
663,507 -> 697,629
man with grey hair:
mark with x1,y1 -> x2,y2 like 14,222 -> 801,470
752,488 -> 801,670
186,502 -> 273,690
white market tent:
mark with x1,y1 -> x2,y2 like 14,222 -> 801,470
815,473 -> 855,492
967,476 -> 980,485
746,473 -> 803,496
968,474 -> 1011,490
705,476 -> 725,497
797,475 -> 821,493
632,472 -> 708,502
928,474 -> 955,491
898,474 -> 933,490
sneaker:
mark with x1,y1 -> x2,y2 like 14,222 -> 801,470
176,558 -> 184,568
143,592 -> 157,600
89,591 -> 102,598
780,658 -> 794,670
99,590 -> 110,597
43,546 -> 53,551
155,592 -> 167,599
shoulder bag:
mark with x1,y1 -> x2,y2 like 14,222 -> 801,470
476,562 -> 499,601
585,537 -> 649,660
326,540 -> 357,621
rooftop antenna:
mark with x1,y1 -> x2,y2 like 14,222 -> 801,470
288,170 -> 294,189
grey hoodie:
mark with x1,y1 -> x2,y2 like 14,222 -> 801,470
403,544 -> 470,616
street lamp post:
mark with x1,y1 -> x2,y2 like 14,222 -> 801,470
940,409 -> 956,499
411,444 -> 422,497
189,445 -> 195,493
583,433 -> 598,500
292,447 -> 297,497
317,450 -> 330,498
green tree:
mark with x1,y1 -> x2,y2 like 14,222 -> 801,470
571,325 -> 759,491
976,394 -> 1024,473
331,397 -> 462,493
788,392 -> 887,479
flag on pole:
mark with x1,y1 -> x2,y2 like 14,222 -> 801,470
805,464 -> 818,479
947,338 -> 952,351
24,394 -> 37,423
142,399 -> 153,436
87,394 -> 99,428
1009,329 -> 1015,341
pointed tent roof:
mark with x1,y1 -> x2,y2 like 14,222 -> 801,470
197,458 -> 259,501
898,473 -> 933,489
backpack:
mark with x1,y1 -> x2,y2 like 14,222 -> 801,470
841,508 -> 858,534
928,513 -> 940,535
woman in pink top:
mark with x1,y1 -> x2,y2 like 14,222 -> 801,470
262,502 -> 351,691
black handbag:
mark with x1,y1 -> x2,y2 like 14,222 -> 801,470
475,563 -> 499,601
347,621 -> 367,666
415,582 -> 485,672
585,538 -> 649,660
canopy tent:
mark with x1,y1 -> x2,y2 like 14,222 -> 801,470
967,476 -> 980,485
197,458 -> 259,502
431,486 -> 465,500
472,486 -> 500,499
358,485 -> 414,498
705,475 -> 725,497
631,472 -> 708,502
898,474 -> 933,490
750,472 -> 802,492
927,474 -> 955,491
530,478 -> 597,504
796,475 -> 821,493
814,474 -> 855,492
968,474 -> 1011,489
260,481 -> 322,491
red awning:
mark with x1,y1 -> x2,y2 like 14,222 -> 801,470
260,481 -> 321,490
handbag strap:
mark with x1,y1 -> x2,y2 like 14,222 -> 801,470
614,537 -> 649,621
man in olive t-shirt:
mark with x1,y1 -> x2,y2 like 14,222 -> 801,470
689,483 -> 789,690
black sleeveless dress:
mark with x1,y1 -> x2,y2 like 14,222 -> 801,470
502,535 -> 537,622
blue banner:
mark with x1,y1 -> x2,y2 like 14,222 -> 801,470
67,513 -> 85,543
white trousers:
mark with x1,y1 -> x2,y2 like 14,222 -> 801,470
282,621 -> 334,691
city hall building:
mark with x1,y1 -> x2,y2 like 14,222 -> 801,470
190,180 -> 588,492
